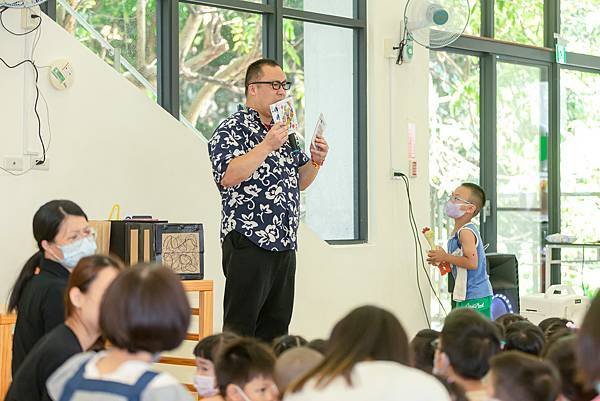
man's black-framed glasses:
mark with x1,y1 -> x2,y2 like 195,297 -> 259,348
248,80 -> 292,90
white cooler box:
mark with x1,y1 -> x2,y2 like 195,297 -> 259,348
521,285 -> 590,325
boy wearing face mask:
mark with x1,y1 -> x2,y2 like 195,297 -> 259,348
427,183 -> 493,318
193,332 -> 240,399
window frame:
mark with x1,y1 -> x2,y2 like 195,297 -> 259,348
431,0 -> 600,290
44,0 -> 368,243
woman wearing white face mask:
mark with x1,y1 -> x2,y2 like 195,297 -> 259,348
8,200 -> 96,375
5,255 -> 122,401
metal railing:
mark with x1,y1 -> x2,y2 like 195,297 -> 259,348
56,0 -> 203,139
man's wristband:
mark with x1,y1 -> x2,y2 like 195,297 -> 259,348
311,159 -> 323,169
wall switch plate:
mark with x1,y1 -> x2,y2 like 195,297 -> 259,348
3,156 -> 25,171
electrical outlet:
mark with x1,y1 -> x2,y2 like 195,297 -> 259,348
32,157 -> 49,171
392,169 -> 405,180
21,6 -> 40,29
3,156 -> 25,171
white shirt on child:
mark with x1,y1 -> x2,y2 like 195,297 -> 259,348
284,360 -> 451,401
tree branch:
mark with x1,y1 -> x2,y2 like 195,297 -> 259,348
185,30 -> 261,126
136,0 -> 148,68
179,5 -> 204,65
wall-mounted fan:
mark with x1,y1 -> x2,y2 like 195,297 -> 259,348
396,0 -> 470,64
0,0 -> 47,8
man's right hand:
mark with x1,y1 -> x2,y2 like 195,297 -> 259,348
261,123 -> 289,152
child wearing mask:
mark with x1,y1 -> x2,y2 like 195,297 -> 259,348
193,332 -> 239,399
427,183 -> 493,318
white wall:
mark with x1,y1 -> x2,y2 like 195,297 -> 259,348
0,0 -> 431,341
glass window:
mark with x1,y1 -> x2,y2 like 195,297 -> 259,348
561,0 -> 600,56
496,62 -> 549,295
560,69 -> 600,297
57,0 -> 157,98
283,0 -> 354,18
178,4 -> 262,139
283,20 -> 356,240
429,51 -> 480,324
465,0 -> 481,36
494,0 -> 544,46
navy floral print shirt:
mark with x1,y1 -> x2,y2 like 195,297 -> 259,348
208,105 -> 310,251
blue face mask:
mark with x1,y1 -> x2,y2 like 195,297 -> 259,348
59,236 -> 97,270
445,201 -> 466,219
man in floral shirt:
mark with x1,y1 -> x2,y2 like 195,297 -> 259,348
208,59 -> 329,342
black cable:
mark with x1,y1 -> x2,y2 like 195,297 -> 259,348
0,7 -> 41,36
0,9 -> 46,166
397,173 -> 448,326
402,174 -> 447,314
397,174 -> 430,327
0,57 -> 46,165
401,174 -> 448,316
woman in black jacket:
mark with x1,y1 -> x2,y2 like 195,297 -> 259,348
5,255 -> 123,401
8,199 -> 96,374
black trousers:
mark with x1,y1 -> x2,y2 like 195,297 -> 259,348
222,230 -> 296,343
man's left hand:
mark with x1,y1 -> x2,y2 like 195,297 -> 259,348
310,136 -> 329,165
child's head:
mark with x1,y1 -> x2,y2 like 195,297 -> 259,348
495,313 -> 528,332
545,335 -> 597,401
487,351 -> 561,401
409,328 -> 440,374
503,321 -> 545,356
193,332 -> 240,397
538,317 -> 574,340
216,337 -> 278,401
289,305 -> 409,393
274,347 -> 323,394
272,335 -> 308,357
436,308 -> 501,381
99,263 -> 190,354
446,183 -> 486,220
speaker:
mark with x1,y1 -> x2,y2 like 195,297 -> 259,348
447,253 -> 520,319
487,253 -> 520,319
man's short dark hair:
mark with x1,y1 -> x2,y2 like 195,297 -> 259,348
100,263 -> 190,353
244,58 -> 282,95
441,308 -> 501,380
504,321 -> 545,356
461,182 -> 486,215
215,337 -> 276,396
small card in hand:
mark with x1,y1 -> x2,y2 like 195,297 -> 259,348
311,113 -> 327,148
270,97 -> 299,134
